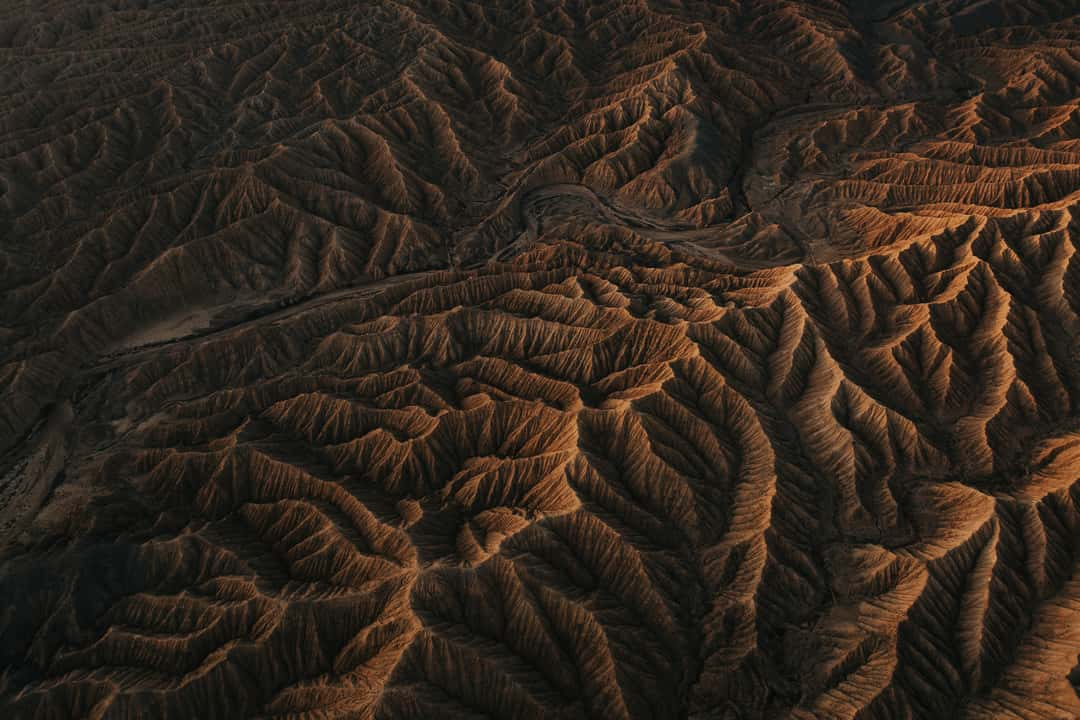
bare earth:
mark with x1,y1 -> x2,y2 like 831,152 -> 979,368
1,1 -> 1080,718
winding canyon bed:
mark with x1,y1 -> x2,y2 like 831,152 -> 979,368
1,1 -> 1080,718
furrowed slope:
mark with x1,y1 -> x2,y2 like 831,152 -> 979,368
1,1 -> 1080,719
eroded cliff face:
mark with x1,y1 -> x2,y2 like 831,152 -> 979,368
1,1 -> 1079,718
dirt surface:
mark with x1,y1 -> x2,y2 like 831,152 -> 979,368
1,1 -> 1080,718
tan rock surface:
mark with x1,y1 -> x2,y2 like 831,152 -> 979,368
1,1 -> 1079,718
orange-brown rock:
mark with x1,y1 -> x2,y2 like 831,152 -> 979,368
1,1 -> 1079,718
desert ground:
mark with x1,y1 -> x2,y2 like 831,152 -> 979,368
1,1 -> 1079,718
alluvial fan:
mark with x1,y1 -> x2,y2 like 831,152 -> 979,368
1,1 -> 1080,718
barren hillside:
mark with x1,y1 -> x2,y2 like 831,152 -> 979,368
1,1 -> 1079,718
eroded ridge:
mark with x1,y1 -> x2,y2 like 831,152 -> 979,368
1,1 -> 1080,718
3,214 -> 1080,718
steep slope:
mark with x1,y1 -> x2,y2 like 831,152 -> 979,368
1,1 -> 1079,719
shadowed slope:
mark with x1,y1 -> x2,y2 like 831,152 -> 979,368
1,1 -> 1080,719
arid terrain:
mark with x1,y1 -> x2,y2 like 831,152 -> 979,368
1,0 -> 1079,718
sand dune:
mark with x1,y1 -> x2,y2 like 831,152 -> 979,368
1,1 -> 1079,718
